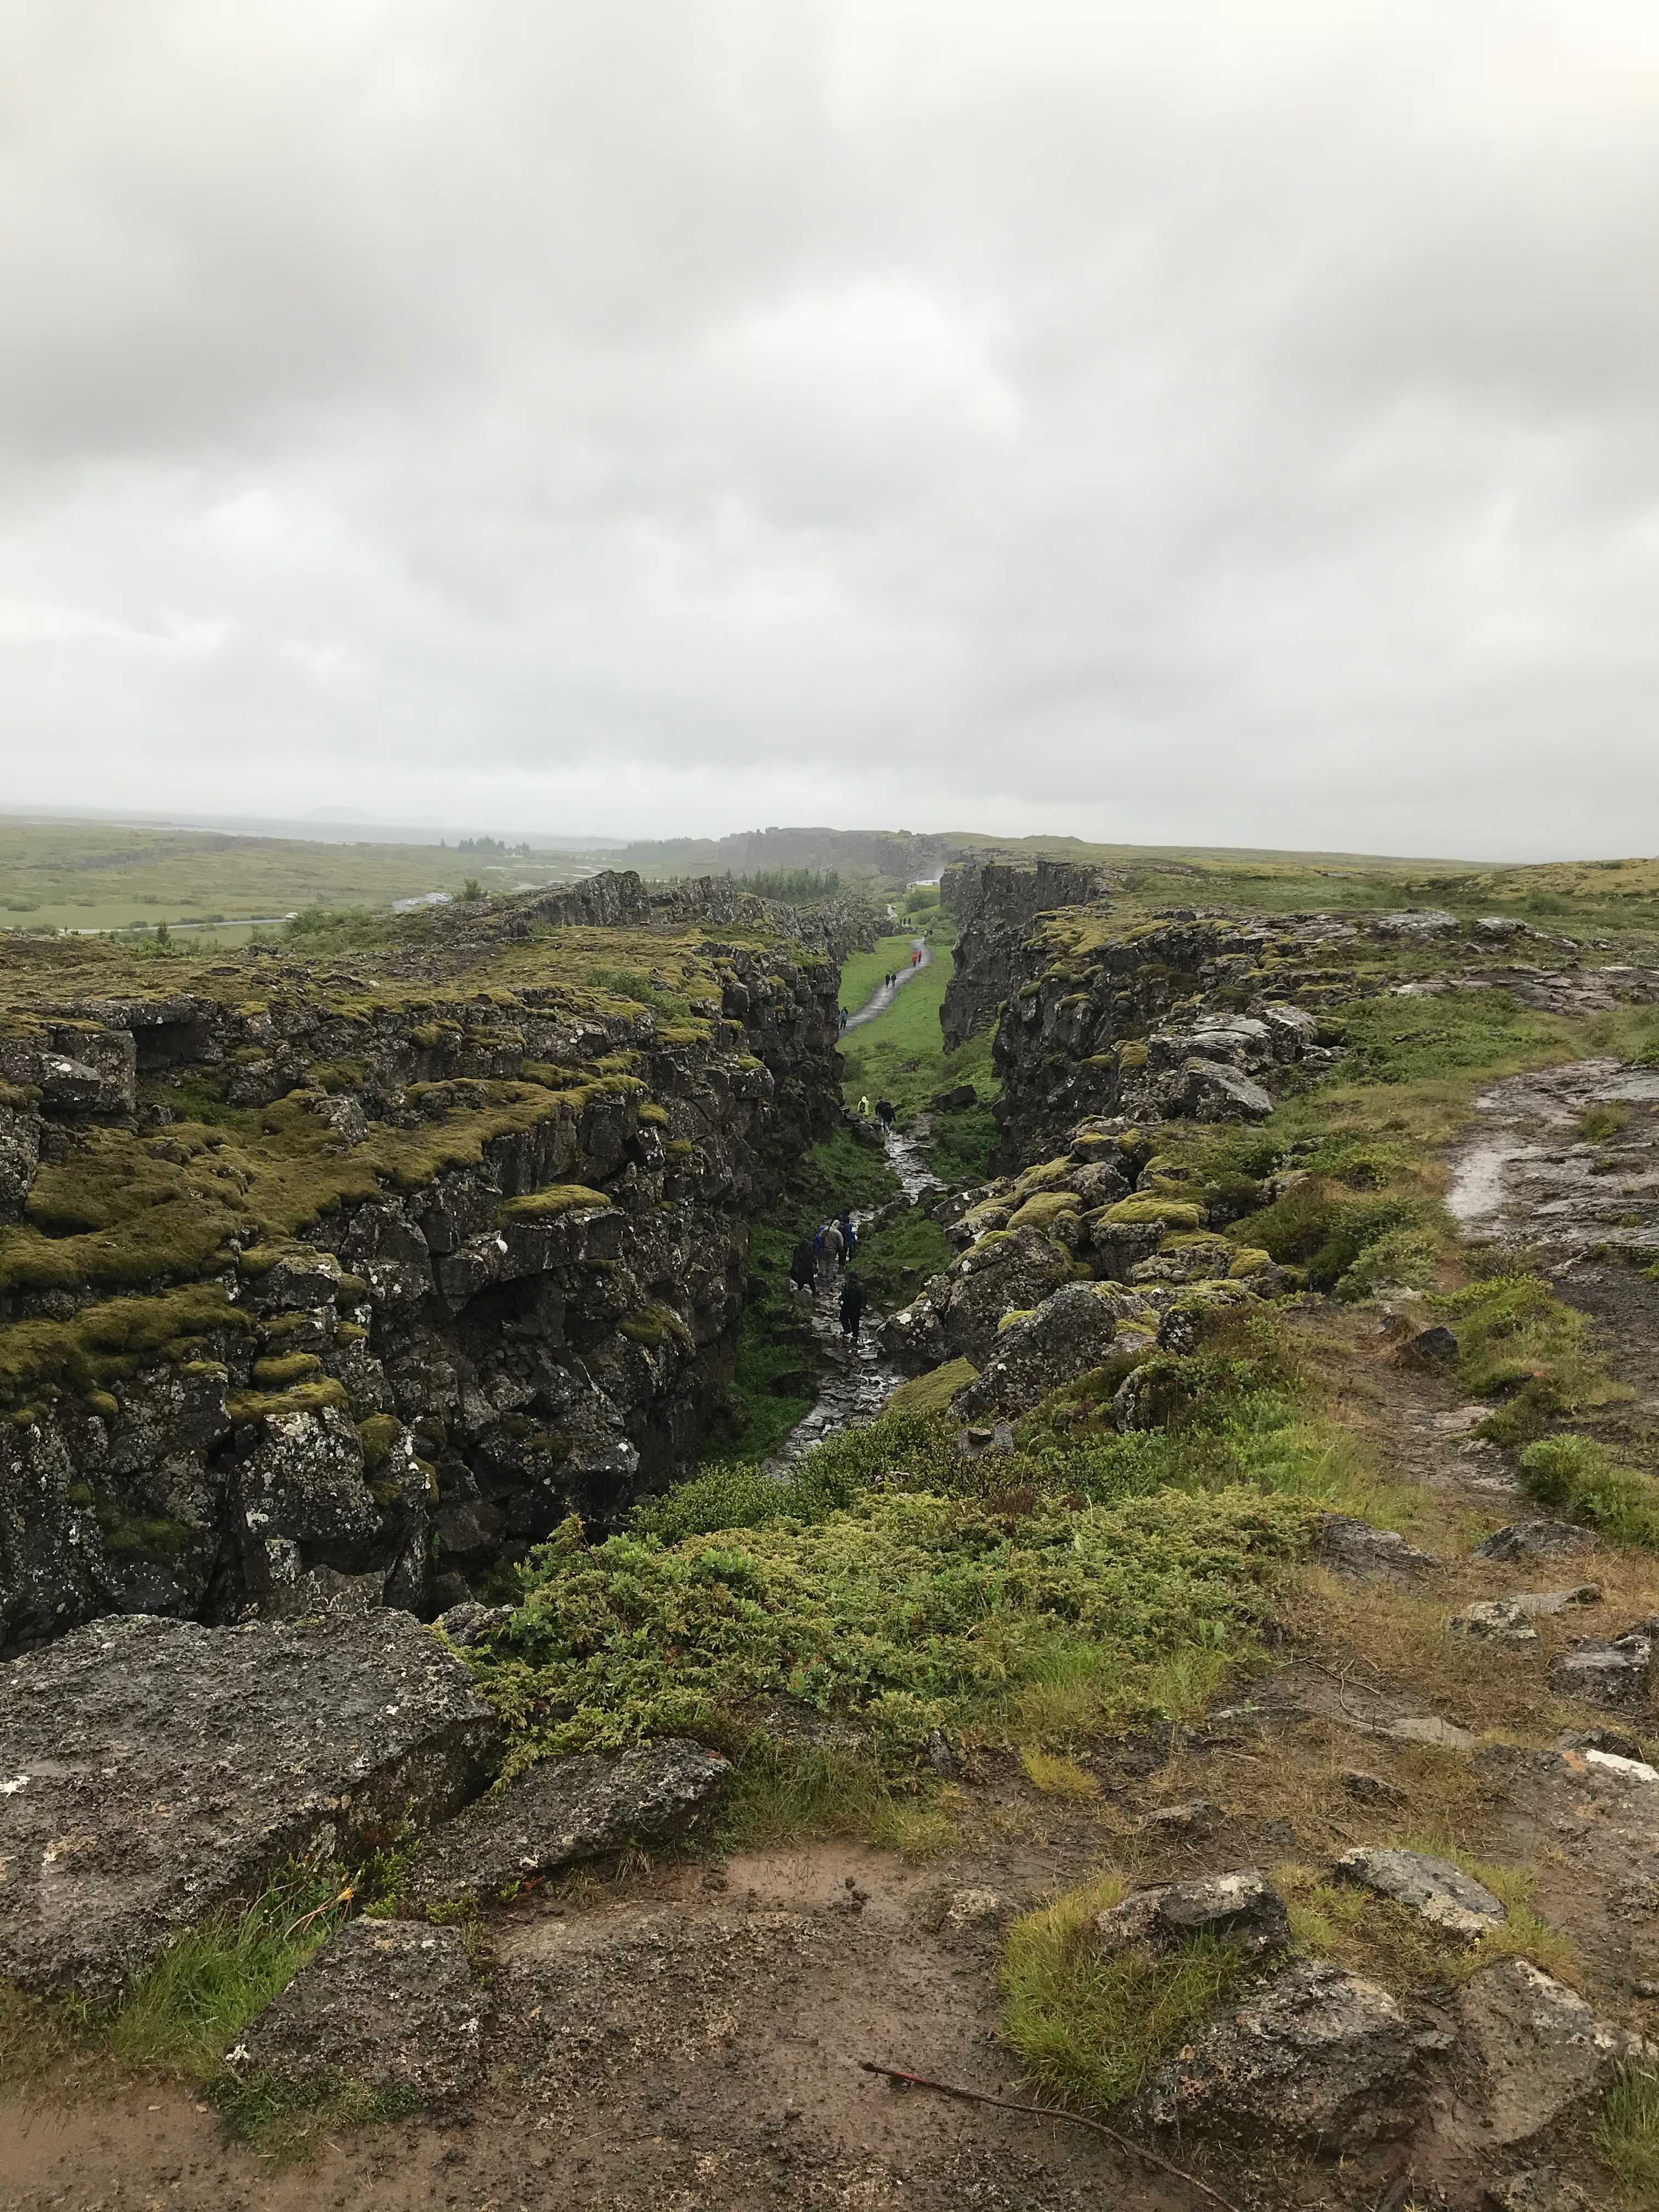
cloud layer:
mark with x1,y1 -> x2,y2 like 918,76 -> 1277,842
5,0 -> 1657,855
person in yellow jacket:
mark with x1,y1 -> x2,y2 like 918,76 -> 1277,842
858,1094 -> 871,1118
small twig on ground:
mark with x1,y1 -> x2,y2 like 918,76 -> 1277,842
858,2060 -> 1244,2212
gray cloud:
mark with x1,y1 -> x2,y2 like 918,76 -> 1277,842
4,0 -> 1657,855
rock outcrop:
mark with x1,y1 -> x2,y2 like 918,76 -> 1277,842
938,856 -> 1114,1049
403,1738 -> 729,1911
0,1611 -> 499,1997
235,1918 -> 488,2110
1138,1959 -> 1426,2148
0,874 -> 876,1647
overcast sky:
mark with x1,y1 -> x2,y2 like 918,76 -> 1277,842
4,2 -> 1657,857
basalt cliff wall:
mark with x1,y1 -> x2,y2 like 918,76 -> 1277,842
0,873 -> 873,1650
938,857 -> 1115,1049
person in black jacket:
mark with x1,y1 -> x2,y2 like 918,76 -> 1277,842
839,1269 -> 866,1352
788,1237 -> 817,1296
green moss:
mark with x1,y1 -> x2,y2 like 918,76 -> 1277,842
664,1139 -> 695,1163
638,1102 -> 670,1126
356,1414 -> 404,1469
251,1353 -> 323,1389
1227,1247 -> 1273,1278
1116,1041 -> 1149,1069
882,1359 -> 980,1418
1007,1192 -> 1081,1231
94,1498 -> 194,1562
227,1379 -> 350,1423
618,1304 -> 695,1351
0,1284 -> 252,1410
498,1184 -> 613,1222
1101,1197 -> 1203,1231
1015,1158 -> 1079,1195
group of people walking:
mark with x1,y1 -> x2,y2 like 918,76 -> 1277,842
855,1093 -> 895,1128
788,1211 -> 867,1350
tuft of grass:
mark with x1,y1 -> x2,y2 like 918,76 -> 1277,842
1000,1873 -> 1262,2113
874,1798 -> 960,1859
1520,1432 -> 1659,1548
1019,1748 -> 1098,1799
1594,2068 -> 1659,2197
713,1737 -> 955,1860
107,1861 -> 351,2079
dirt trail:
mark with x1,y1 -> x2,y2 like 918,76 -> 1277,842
769,1124 -> 942,1467
842,937 -> 932,1032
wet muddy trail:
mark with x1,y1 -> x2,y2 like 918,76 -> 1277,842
1449,1054 -> 1659,1444
768,1124 -> 942,1467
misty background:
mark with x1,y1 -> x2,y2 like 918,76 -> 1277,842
3,1 -> 1657,859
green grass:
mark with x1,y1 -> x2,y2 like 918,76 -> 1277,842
853,1205 -> 952,1311
1000,1872 -> 1262,2113
838,933 -> 921,1013
466,1472 -> 1310,1782
105,1862 -> 351,2079
0,813 -> 578,937
1594,2068 -> 1659,2198
1518,1432 -> 1659,1546
837,937 -> 1001,1187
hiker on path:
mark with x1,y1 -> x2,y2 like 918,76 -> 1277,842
858,1094 -> 871,1119
788,1237 -> 817,1296
874,1098 -> 895,1131
837,1210 -> 857,1264
815,1220 -> 844,1276
839,1269 -> 866,1352
838,1008 -> 848,1030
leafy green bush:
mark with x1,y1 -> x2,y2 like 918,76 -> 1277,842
1520,1434 -> 1659,1547
467,1482 -> 1309,1779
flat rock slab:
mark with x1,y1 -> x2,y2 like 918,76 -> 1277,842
1096,1869 -> 1288,1959
1452,1956 -> 1632,2146
1335,1847 -> 1507,1938
1137,1959 -> 1424,2148
1549,1633 -> 1651,1707
1319,1515 -> 1440,1577
1376,1715 -> 1479,1751
403,1739 -> 728,1909
0,1613 -> 499,1998
1451,1600 -> 1539,1646
235,1916 -> 486,2108
1472,1522 -> 1593,1564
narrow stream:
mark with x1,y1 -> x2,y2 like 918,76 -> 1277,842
765,1124 -> 943,1468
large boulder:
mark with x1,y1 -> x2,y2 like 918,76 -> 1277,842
0,1612 -> 499,1997
235,1917 -> 487,2109
403,1740 -> 728,1912
950,1282 -> 1130,1421
889,1224 -> 1076,1370
1138,1959 -> 1424,2148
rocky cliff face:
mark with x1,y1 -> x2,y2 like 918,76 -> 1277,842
938,856 -> 1114,1049
0,873 -> 872,1651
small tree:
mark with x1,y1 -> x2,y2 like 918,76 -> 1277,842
461,877 -> 483,901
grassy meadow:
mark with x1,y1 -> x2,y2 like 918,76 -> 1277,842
0,816 -> 582,938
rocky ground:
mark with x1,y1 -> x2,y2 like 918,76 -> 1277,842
5,1293 -> 1658,2210
10,867 -> 1659,2209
